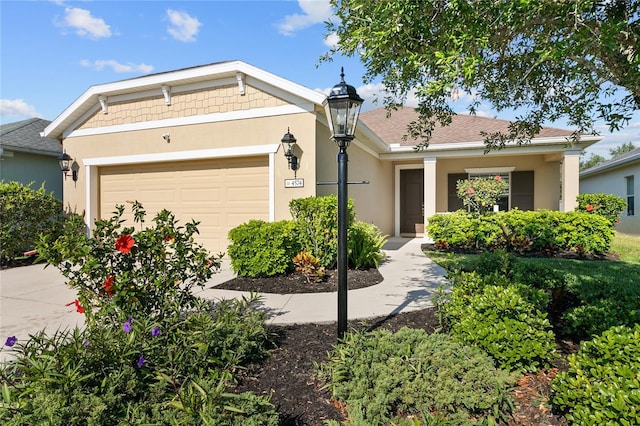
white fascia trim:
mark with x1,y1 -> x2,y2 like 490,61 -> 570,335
465,166 -> 516,174
66,104 -> 312,139
84,144 -> 280,166
580,152 -> 640,177
316,114 -> 386,160
386,135 -> 604,154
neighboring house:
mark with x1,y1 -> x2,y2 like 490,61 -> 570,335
1,118 -> 63,200
43,60 -> 600,252
580,147 -> 640,235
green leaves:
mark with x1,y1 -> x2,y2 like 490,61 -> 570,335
325,0 -> 639,150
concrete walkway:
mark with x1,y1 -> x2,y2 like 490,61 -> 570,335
0,238 -> 447,356
198,237 -> 448,325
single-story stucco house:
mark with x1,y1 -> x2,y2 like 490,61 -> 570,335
42,60 -> 601,253
1,118 -> 63,200
580,147 -> 639,235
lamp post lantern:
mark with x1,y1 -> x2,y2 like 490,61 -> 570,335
323,68 -> 364,339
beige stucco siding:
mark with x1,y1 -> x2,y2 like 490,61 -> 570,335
435,154 -> 561,211
79,83 -> 288,130
315,124 -> 394,236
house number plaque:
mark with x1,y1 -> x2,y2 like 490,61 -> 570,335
284,179 -> 304,188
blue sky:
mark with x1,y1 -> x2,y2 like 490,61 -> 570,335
1,0 -> 638,157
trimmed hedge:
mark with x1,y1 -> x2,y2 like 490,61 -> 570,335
427,210 -> 614,255
227,220 -> 300,277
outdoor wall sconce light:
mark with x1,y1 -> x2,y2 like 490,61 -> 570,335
323,67 -> 364,340
58,150 -> 78,182
281,128 -> 299,175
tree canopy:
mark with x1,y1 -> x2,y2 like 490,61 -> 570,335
324,0 -> 639,150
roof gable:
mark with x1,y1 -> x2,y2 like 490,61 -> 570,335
0,118 -> 61,156
44,60 -> 327,140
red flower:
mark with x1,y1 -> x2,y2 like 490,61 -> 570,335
466,187 -> 475,195
586,204 -> 594,212
116,234 -> 135,253
65,299 -> 84,314
102,275 -> 115,296
494,175 -> 502,181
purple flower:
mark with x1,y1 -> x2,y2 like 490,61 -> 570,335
137,354 -> 147,368
83,339 -> 90,347
151,327 -> 160,337
123,317 -> 133,333
5,336 -> 17,347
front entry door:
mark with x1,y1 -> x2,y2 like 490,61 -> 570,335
400,169 -> 424,235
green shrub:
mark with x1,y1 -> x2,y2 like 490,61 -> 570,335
37,202 -> 221,325
427,210 -> 614,255
289,195 -> 354,268
227,219 -> 300,277
317,328 -> 515,425
438,271 -> 556,372
551,324 -> 640,425
0,180 -> 64,265
3,203 -> 277,424
576,193 -> 627,226
0,297 -> 277,425
348,221 -> 387,269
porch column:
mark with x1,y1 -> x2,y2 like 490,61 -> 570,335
561,149 -> 581,212
423,157 -> 437,242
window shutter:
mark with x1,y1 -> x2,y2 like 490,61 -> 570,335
511,171 -> 534,210
448,173 -> 468,211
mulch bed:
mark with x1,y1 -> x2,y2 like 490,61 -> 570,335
223,270 -> 575,425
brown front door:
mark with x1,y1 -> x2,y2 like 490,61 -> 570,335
400,169 -> 424,234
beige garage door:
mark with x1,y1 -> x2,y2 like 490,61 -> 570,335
100,157 -> 269,254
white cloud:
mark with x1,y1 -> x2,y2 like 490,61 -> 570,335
59,7 -> 111,39
80,59 -> 154,74
0,99 -> 42,118
166,9 -> 202,42
324,32 -> 339,48
277,0 -> 333,36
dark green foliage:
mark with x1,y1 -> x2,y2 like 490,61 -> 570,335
0,297 -> 277,425
427,210 -> 614,255
437,271 -> 556,372
317,328 -> 515,425
289,195 -> 354,268
227,219 -> 300,277
551,324 -> 640,425
575,193 -> 627,226
348,221 -> 387,269
0,180 -> 65,265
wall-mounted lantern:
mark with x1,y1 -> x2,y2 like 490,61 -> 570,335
281,128 -> 299,175
58,150 -> 78,181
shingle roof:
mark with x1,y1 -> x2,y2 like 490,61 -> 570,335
580,146 -> 640,177
358,107 -> 575,146
0,118 -> 62,156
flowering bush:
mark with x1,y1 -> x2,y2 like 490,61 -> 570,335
1,203 -> 278,424
36,201 -> 223,325
575,193 -> 626,226
456,176 -> 508,214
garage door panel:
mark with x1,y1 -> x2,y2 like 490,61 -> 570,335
100,157 -> 268,253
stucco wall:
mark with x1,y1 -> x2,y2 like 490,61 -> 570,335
0,150 -> 63,200
580,162 -> 640,235
315,123 -> 394,236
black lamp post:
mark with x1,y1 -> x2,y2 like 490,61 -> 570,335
323,68 -> 364,339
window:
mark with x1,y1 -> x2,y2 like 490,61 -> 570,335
626,175 -> 635,216
468,172 -> 510,211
